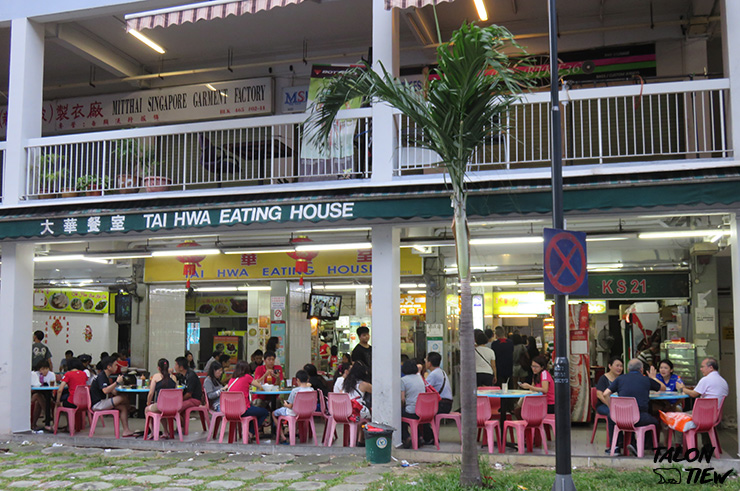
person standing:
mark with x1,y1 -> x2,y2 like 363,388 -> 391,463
89,356 -> 134,437
351,325 -> 372,369
174,356 -> 204,416
491,326 -> 514,388
32,330 -> 53,371
474,329 -> 497,387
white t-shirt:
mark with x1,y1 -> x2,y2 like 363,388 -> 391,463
474,346 -> 496,375
694,370 -> 729,405
333,376 -> 345,394
31,371 -> 56,387
285,386 -> 315,416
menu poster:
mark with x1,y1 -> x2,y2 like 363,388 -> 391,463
213,336 -> 239,363
34,289 -> 109,315
195,296 -> 248,316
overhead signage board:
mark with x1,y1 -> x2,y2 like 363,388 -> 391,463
587,273 -> 689,299
33,288 -> 110,314
144,248 -> 422,282
0,78 -> 273,137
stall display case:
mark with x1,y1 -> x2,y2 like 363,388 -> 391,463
660,341 -> 697,386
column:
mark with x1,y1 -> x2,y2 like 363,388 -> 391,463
286,281 -> 311,377
4,18 -> 45,206
371,225 -> 401,444
371,1 -> 399,184
729,214 -> 740,453
0,243 -> 35,433
721,0 -> 740,153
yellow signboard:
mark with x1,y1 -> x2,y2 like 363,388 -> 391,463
144,248 -> 422,282
493,292 -> 606,316
33,288 -> 110,314
400,294 -> 426,315
195,296 -> 248,316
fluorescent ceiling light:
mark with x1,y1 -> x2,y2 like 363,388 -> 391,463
402,241 -> 454,248
128,30 -> 166,54
407,290 -> 426,294
148,234 -> 218,241
196,286 -> 238,292
151,248 -> 221,257
517,282 -> 544,286
499,314 -> 538,318
294,227 -> 371,233
86,252 -> 153,260
471,280 -> 518,286
313,284 -> 370,290
586,235 -> 631,242
445,265 -> 499,273
400,283 -> 424,288
35,254 -> 86,262
469,237 -> 543,245
587,263 -> 624,271
295,242 -> 371,252
710,234 -> 724,243
223,247 -> 295,255
473,0 -> 488,21
638,230 -> 730,239
82,258 -> 112,265
237,286 -> 272,291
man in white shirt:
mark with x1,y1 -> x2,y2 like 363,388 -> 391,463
676,357 -> 728,406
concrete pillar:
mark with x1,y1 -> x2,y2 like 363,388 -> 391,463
356,288 -> 368,316
729,214 -> 740,454
5,18 -> 45,206
371,1 -> 399,184
371,225 -> 401,444
721,0 -> 740,153
0,243 -> 35,433
286,281 -> 311,377
147,287 -> 185,372
691,253 -> 720,359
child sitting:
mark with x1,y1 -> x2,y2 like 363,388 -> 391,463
272,370 -> 314,443
31,359 -> 56,431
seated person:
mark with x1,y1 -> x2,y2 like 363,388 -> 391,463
56,357 -> 88,411
520,356 -> 555,414
425,352 -> 452,414
174,356 -> 204,415
304,363 -> 328,410
203,350 -> 222,373
225,361 -> 269,438
400,359 -> 427,448
333,363 -> 351,394
219,354 -> 232,384
272,370 -> 315,442
58,350 -> 74,373
595,356 -> 624,421
145,358 -> 178,439
252,351 -> 284,409
89,356 -> 134,437
602,358 -> 664,453
30,360 -> 56,431
203,361 -> 225,411
654,359 -> 682,411
248,349 -> 263,375
676,357 -> 729,408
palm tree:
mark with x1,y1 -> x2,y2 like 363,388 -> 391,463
307,22 -> 530,487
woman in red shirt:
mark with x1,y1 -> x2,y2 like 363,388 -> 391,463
520,355 -> 555,414
225,361 -> 269,435
56,358 -> 89,410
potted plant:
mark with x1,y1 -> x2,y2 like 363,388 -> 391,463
141,159 -> 172,192
113,139 -> 141,193
76,175 -> 109,196
35,153 -> 65,199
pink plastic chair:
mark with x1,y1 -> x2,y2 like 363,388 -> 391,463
144,389 -> 184,441
206,407 -> 224,441
608,397 -> 657,457
325,392 -> 366,447
503,395 -> 548,454
477,396 -> 501,454
667,398 -> 720,459
435,411 -> 462,442
54,385 -> 91,436
543,413 -> 555,440
88,391 -> 121,439
590,387 -> 609,444
218,392 -> 260,444
401,393 -> 440,450
313,389 -> 330,442
183,383 -> 209,435
476,386 -> 501,442
276,391 -> 319,445
713,398 -> 725,455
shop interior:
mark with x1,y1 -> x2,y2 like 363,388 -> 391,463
29,212 -> 734,411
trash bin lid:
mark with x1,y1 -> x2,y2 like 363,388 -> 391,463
365,422 -> 396,432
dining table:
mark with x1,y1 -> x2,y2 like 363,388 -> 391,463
31,385 -> 58,427
649,390 -> 690,400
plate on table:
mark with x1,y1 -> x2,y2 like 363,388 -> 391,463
50,293 -> 69,309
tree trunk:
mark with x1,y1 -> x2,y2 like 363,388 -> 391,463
453,192 -> 481,487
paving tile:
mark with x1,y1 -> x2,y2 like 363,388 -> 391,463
170,479 -> 205,487
127,464 -> 162,473
206,480 -> 247,489
159,467 -> 193,476
69,471 -> 103,479
100,473 -> 131,481
282,464 -> 315,473
76,447 -> 104,456
307,473 -> 340,481
103,448 -> 132,457
343,474 -> 382,484
55,463 -> 87,470
267,471 -> 305,481
190,468 -> 227,478
176,460 -> 212,468
133,474 -> 172,484
114,459 -> 140,466
288,482 -> 326,490
295,455 -> 332,465
33,470 -> 64,478
158,488 -> 192,491
71,483 -> 114,490
321,464 -> 360,472
194,452 -> 228,461
0,468 -> 33,477
115,487 -> 149,491
226,453 -> 260,462
37,480 -> 75,489
228,470 -> 262,480
131,451 -> 159,458
246,484 -> 283,490
329,456 -> 364,465
41,446 -> 77,455
327,485 -> 368,491
247,463 -> 282,472
262,454 -> 294,464
8,480 -> 41,488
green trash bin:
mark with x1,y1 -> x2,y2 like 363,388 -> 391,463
363,423 -> 395,464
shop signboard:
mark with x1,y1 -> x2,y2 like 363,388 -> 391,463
270,321 -> 286,363
213,335 -> 239,363
587,273 -> 689,299
33,288 -> 109,314
495,291 -> 606,315
194,296 -> 248,316
400,293 -> 425,315
145,248 -> 422,282
0,77 -> 273,137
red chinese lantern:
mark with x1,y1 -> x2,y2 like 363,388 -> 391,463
176,240 -> 206,288
286,235 -> 318,285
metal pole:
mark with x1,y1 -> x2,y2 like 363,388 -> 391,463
549,0 -> 576,490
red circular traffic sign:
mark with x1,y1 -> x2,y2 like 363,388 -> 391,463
545,231 -> 587,294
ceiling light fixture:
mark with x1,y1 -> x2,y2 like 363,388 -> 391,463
313,284 -> 371,290
294,227 -> 371,233
499,314 -> 538,318
295,242 -> 371,252
85,252 -> 153,260
196,286 -> 239,292
470,280 -> 518,286
151,248 -> 221,257
222,247 -> 295,255
638,230 -> 730,240
473,0 -> 488,21
237,286 -> 272,291
34,254 -> 86,262
128,29 -> 166,54
407,290 -> 427,294
445,265 -> 499,274
469,237 -> 543,245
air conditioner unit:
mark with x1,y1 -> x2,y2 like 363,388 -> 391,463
690,242 -> 718,256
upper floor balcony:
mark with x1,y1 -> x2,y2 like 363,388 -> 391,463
15,78 -> 734,204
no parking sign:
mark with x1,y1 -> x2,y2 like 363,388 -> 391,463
543,228 -> 588,296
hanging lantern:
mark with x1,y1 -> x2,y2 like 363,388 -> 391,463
176,240 -> 206,288
286,235 -> 319,285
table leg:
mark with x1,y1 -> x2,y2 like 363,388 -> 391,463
43,392 -> 53,427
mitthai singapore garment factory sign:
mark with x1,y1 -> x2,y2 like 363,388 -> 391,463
0,77 -> 273,137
